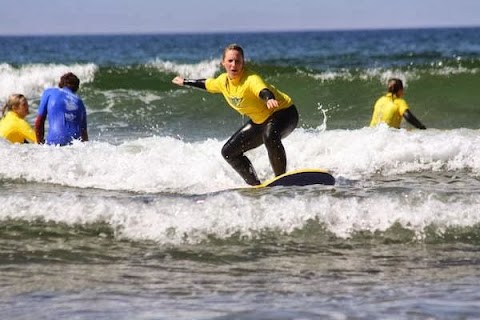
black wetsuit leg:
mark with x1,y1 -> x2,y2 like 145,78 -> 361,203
262,105 -> 299,176
221,105 -> 299,185
222,121 -> 264,186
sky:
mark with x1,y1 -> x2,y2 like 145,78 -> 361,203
2,0 -> 480,35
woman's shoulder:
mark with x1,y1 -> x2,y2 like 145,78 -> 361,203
393,96 -> 409,110
3,111 -> 18,120
394,96 -> 408,103
1,111 -> 24,127
211,72 -> 228,82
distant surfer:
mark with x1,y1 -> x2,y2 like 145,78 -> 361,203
0,94 -> 37,144
370,78 -> 426,130
35,72 -> 89,146
172,44 -> 298,185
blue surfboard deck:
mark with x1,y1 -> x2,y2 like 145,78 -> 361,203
252,168 -> 335,188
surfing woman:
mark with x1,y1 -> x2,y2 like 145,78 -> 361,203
370,78 -> 426,129
0,94 -> 37,144
172,44 -> 299,185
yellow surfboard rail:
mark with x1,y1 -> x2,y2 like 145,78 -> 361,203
252,168 -> 334,189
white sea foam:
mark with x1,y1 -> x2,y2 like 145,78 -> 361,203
149,58 -> 220,78
309,64 -> 478,83
2,180 -> 480,244
0,63 -> 98,100
1,127 -> 479,193
1,127 -> 480,243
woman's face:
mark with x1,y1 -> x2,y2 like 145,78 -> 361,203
14,100 -> 30,119
222,49 -> 244,80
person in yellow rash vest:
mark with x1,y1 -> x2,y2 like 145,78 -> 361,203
172,44 -> 299,186
0,94 -> 37,144
370,78 -> 426,130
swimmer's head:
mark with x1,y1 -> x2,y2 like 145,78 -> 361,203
2,94 -> 29,118
59,72 -> 80,93
387,78 -> 404,96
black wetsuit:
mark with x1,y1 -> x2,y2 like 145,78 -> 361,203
183,78 -> 298,185
221,105 -> 298,185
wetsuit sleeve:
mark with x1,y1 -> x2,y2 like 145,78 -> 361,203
35,115 -> 46,143
259,88 -> 275,102
80,99 -> 88,141
183,79 -> 206,90
35,90 -> 50,143
403,109 -> 426,129
81,128 -> 89,142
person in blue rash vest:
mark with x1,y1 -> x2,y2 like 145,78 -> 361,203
35,72 -> 89,146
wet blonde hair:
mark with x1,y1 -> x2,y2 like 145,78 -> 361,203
387,78 -> 404,96
222,43 -> 245,61
2,94 -> 27,117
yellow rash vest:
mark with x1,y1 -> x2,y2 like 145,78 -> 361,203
0,111 -> 37,143
206,69 -> 293,124
370,93 -> 410,129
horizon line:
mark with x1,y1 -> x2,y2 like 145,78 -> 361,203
1,24 -> 479,37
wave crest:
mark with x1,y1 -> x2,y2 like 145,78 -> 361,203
148,58 -> 220,78
0,63 -> 98,100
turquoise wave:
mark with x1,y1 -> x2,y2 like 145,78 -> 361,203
82,62 -> 480,131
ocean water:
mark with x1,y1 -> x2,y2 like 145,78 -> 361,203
1,28 -> 480,319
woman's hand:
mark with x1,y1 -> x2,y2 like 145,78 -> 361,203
266,99 -> 279,110
172,76 -> 185,86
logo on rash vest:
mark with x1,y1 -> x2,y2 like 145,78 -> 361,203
228,96 -> 243,107
65,95 -> 79,111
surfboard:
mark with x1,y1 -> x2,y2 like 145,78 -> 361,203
253,168 -> 335,188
